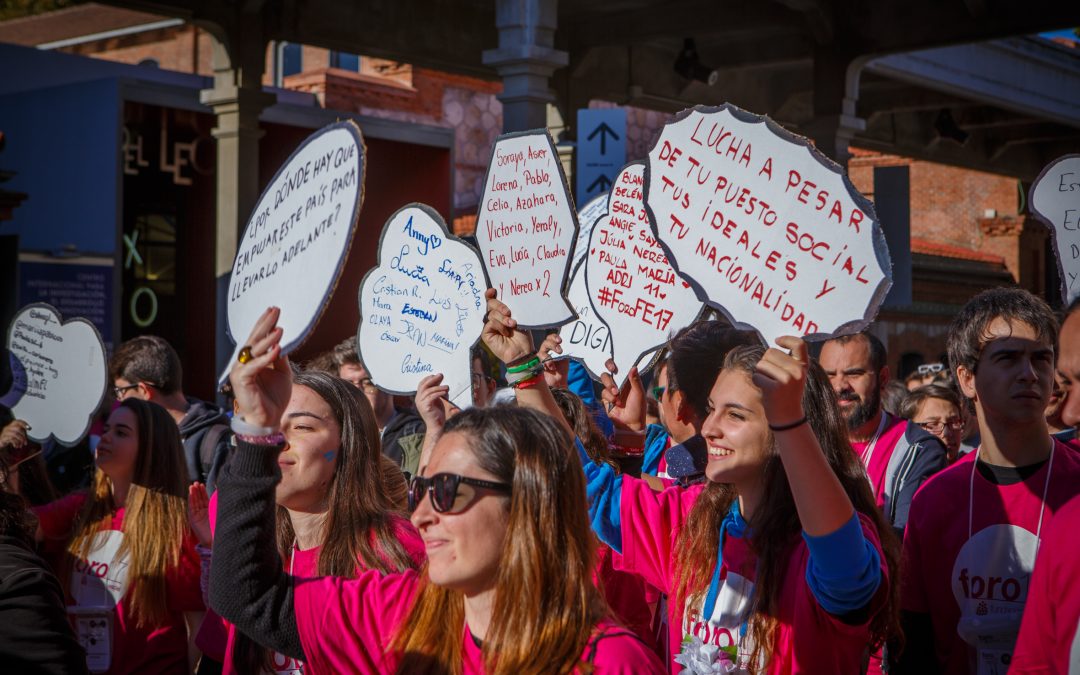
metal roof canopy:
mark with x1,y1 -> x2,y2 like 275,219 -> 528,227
93,0 -> 1080,181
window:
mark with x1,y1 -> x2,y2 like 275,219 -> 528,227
275,42 -> 302,85
330,51 -> 360,71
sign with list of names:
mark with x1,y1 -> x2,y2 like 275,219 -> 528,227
585,162 -> 703,384
357,204 -> 486,409
475,130 -> 579,329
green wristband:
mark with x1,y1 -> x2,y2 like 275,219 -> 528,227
507,357 -> 541,374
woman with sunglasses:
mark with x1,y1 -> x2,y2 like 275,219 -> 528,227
197,369 -> 424,675
479,285 -> 903,673
210,306 -> 664,674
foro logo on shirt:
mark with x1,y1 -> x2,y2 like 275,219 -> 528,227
951,524 -> 1038,647
951,525 -> 1037,606
957,568 -> 1025,602
70,530 -> 130,610
682,570 -> 754,649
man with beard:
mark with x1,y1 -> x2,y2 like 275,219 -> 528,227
819,332 -> 946,534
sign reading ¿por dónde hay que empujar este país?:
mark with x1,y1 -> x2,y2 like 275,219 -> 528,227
222,120 -> 365,381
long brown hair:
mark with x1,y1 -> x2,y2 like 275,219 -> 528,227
673,345 -> 902,672
67,398 -> 189,628
393,406 -> 607,675
235,370 -> 418,672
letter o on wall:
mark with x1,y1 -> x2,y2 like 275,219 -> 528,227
130,286 -> 159,328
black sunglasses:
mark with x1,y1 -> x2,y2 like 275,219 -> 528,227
407,473 -> 512,514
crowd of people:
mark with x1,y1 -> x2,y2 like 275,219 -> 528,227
2,283 -> 1079,674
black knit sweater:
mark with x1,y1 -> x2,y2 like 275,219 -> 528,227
208,440 -> 304,661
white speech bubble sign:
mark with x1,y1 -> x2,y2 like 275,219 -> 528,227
558,258 -> 663,381
645,105 -> 891,346
6,303 -> 107,446
585,162 -> 704,385
357,204 -> 486,409
1030,155 -> 1080,304
573,193 -> 609,270
475,130 -> 579,329
222,120 -> 365,381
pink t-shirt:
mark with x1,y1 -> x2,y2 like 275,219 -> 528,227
292,570 -> 665,673
1007,493 -> 1080,674
205,492 -> 426,675
850,413 -> 908,507
902,440 -> 1080,675
34,492 -> 204,675
617,476 -> 888,673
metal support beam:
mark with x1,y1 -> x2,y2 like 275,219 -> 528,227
483,0 -> 568,132
198,24 -> 275,376
804,47 -> 866,164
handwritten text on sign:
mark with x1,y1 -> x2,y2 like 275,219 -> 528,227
225,121 -> 364,378
586,163 -> 703,383
646,106 -> 890,345
357,205 -> 485,409
476,131 -> 578,328
1030,155 -> 1080,304
6,303 -> 107,446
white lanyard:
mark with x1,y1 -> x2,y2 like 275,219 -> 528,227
859,412 -> 890,472
968,441 -> 1056,552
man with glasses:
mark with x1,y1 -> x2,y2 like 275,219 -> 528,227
109,335 -> 232,493
330,338 -> 427,476
819,331 -> 946,535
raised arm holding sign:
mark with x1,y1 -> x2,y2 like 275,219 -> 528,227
222,120 -> 365,381
475,130 -> 579,329
5,303 -> 107,446
357,204 -> 486,409
645,104 -> 891,346
1030,154 -> 1080,304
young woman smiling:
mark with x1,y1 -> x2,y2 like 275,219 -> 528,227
205,370 -> 425,674
209,306 -> 664,674
35,398 -> 204,674
558,322 -> 903,673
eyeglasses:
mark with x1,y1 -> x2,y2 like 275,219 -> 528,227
652,386 -> 666,399
112,383 -> 140,399
917,363 -> 945,376
355,378 -> 379,394
407,473 -> 512,514
914,418 -> 964,435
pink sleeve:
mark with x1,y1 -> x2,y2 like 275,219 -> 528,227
208,490 -> 218,537
294,569 -> 419,674
1009,499 -> 1075,674
618,478 -> 702,594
